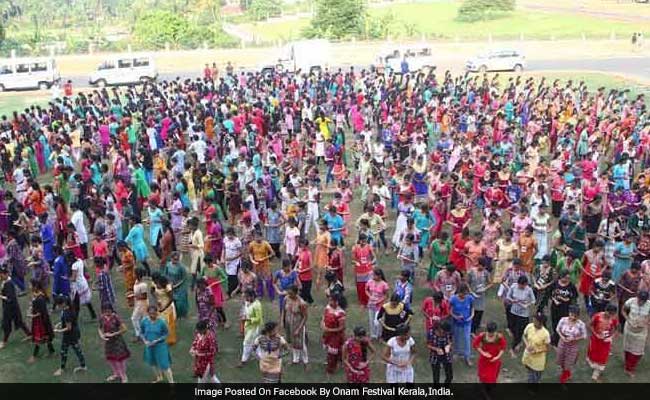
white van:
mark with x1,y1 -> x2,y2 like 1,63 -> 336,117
376,46 -> 435,74
0,57 -> 59,92
277,40 -> 332,74
89,55 -> 158,87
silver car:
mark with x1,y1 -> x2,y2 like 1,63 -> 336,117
466,50 -> 526,73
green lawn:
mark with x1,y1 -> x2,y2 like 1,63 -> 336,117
1,72 -> 650,383
0,93 -> 50,118
238,2 -> 649,42
239,18 -> 311,43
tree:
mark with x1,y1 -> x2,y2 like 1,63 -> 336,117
133,10 -> 204,49
305,0 -> 366,40
457,0 -> 515,22
195,0 -> 222,26
247,0 -> 281,21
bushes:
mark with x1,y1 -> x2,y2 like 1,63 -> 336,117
247,0 -> 282,21
366,10 -> 397,40
134,10 -> 199,49
133,10 -> 239,50
305,0 -> 366,40
457,0 -> 516,22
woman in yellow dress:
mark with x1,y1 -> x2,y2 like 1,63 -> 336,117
153,274 -> 177,346
314,222 -> 331,288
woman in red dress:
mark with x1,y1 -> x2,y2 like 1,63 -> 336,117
328,244 -> 345,284
421,290 -> 451,334
586,305 -> 619,382
321,293 -> 347,377
342,326 -> 375,383
473,322 -> 507,387
64,224 -> 84,260
447,203 -> 470,236
448,227 -> 470,274
190,320 -> 219,383
579,244 -> 605,304
352,234 -> 375,307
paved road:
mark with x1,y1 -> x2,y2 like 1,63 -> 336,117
42,56 -> 650,91
529,57 -> 650,79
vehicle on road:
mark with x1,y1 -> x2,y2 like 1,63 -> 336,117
89,55 -> 158,87
376,45 -> 435,74
465,49 -> 526,73
276,40 -> 332,75
259,64 -> 285,77
0,57 -> 59,92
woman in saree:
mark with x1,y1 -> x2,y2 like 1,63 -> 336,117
152,274 -> 177,346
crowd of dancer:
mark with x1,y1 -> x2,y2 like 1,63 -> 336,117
1,61 -> 650,385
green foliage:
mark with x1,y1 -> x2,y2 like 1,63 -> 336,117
133,10 -> 210,49
305,0 -> 366,39
457,0 -> 516,22
365,10 -> 397,40
247,0 -> 282,21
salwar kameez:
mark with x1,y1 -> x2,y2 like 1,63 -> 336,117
623,298 -> 650,373
283,296 -> 308,364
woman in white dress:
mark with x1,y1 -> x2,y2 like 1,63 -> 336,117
382,324 -> 416,383
70,256 -> 96,320
532,204 -> 551,260
391,190 -> 414,250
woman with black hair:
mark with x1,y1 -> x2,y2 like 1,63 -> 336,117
427,320 -> 453,385
152,274 -> 177,346
378,292 -> 413,343
382,323 -> 416,383
549,270 -> 578,346
252,321 -> 289,383
52,295 -> 87,377
473,321 -> 507,385
98,303 -> 130,383
506,275 -> 535,356
281,285 -> 308,367
27,279 -> 54,363
124,215 -> 150,274
321,292 -> 347,377
190,319 -> 219,383
343,326 -> 375,383
522,313 -> 550,384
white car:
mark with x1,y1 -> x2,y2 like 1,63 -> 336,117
89,55 -> 157,87
377,46 -> 435,73
466,50 -> 526,73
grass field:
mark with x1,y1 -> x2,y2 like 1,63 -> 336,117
237,2 -> 649,42
0,93 -> 50,119
1,72 -> 650,383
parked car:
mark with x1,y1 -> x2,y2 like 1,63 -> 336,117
259,64 -> 285,77
376,45 -> 435,73
0,57 -> 59,92
89,55 -> 157,87
465,49 -> 526,73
